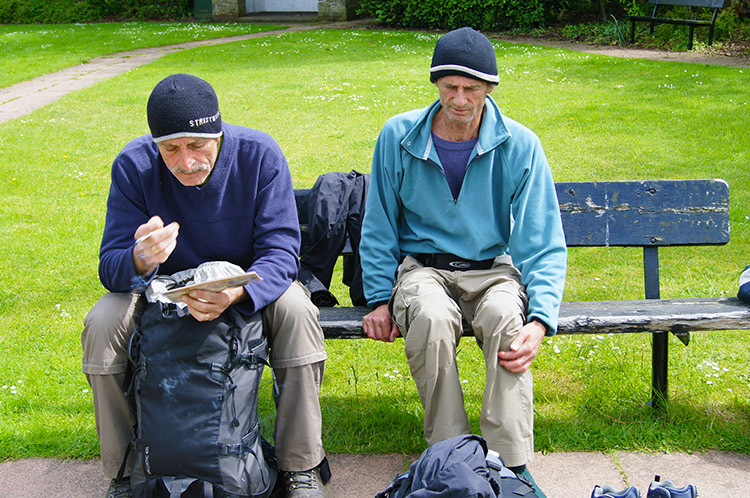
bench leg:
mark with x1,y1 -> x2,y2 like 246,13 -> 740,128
630,20 -> 636,44
688,25 -> 694,50
643,246 -> 667,408
652,332 -> 669,408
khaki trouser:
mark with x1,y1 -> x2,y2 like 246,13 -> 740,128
391,256 -> 534,467
81,281 -> 326,477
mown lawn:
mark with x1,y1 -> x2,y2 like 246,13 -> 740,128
0,27 -> 748,460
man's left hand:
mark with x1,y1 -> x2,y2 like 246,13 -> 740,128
497,320 -> 547,373
181,286 -> 248,322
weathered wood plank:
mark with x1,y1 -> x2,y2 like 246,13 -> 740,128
556,180 -> 729,247
558,297 -> 750,334
297,180 -> 731,251
317,298 -> 750,339
650,0 -> 725,9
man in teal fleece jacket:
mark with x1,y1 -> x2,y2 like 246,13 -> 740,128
360,28 -> 567,490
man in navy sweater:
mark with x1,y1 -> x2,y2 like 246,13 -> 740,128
82,73 -> 328,498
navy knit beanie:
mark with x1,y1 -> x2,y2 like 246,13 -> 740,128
147,73 -> 223,143
430,27 -> 499,85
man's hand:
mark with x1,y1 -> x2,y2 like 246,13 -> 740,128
497,320 -> 547,373
181,285 -> 248,322
363,304 -> 400,342
132,216 -> 179,276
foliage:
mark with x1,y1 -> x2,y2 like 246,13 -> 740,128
0,0 -> 192,23
628,5 -> 745,49
561,14 -> 630,44
358,0 -> 641,29
357,0 -> 747,44
554,4 -> 750,48
357,0 -> 549,31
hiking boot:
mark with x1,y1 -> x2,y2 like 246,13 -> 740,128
592,484 -> 641,498
282,468 -> 328,498
105,477 -> 132,498
646,476 -> 697,498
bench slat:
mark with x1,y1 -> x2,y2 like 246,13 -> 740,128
557,180 -> 729,247
628,15 -> 714,26
650,0 -> 725,8
317,297 -> 750,339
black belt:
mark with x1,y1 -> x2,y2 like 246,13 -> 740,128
413,253 -> 495,271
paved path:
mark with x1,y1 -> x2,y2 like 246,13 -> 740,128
496,36 -> 750,68
2,449 -> 749,497
1,21 -> 748,498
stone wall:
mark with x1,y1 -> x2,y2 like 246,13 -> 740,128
318,0 -> 361,21
212,0 -> 244,21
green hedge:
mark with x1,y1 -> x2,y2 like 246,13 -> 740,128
355,0 -> 641,30
357,0 -> 550,30
0,0 -> 192,23
357,0 -> 748,31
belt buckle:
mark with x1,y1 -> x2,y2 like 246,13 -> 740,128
448,259 -> 472,270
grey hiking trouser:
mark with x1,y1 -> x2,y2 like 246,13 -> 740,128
81,280 -> 327,477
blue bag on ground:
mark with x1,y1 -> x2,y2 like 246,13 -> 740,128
375,434 -> 540,498
128,301 -> 276,498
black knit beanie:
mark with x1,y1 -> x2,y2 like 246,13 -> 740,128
147,73 -> 223,143
430,27 -> 499,85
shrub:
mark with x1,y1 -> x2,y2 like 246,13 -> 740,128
714,8 -> 742,40
0,0 -> 192,24
358,0 -> 548,31
357,0 -> 647,31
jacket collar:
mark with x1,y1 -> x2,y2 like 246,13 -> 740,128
400,95 -> 511,161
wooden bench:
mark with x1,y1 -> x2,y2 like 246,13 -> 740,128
295,179 -> 750,407
628,0 -> 727,50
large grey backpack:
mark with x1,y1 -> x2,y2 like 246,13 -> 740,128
127,301 -> 276,498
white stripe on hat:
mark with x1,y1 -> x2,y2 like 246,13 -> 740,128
153,131 -> 224,143
740,265 -> 750,286
430,64 -> 499,84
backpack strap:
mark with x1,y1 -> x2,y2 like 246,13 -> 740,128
115,444 -> 131,481
375,471 -> 412,498
162,477 -> 211,498
486,455 -> 539,497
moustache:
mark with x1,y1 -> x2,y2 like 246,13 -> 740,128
171,162 -> 211,175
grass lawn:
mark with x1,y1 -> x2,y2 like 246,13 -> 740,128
0,27 -> 748,460
0,22 -> 284,89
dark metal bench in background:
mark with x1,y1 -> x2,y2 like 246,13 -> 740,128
628,0 -> 727,50
295,179 -> 750,408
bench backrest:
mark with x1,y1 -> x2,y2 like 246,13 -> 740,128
295,178 -> 729,251
295,178 -> 728,299
649,0 -> 726,8
557,179 -> 729,247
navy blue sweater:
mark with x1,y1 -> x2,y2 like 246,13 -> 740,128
98,123 -> 300,314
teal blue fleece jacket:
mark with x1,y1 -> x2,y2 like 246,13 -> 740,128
360,96 -> 567,334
